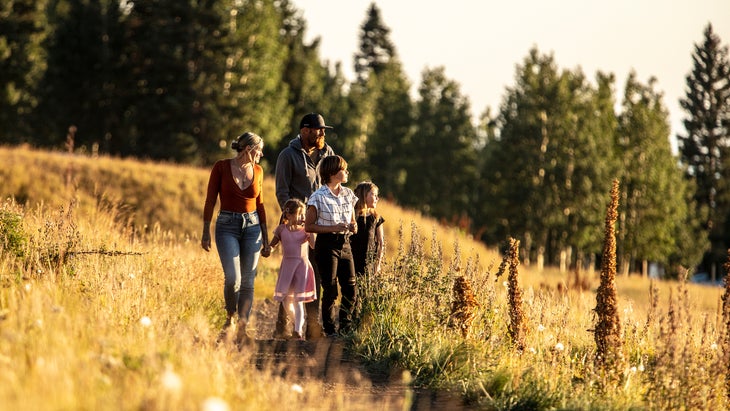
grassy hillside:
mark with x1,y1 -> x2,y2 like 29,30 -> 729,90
1,145 -> 728,409
0,145 -> 489,259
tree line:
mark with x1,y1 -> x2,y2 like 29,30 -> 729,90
2,0 -> 729,278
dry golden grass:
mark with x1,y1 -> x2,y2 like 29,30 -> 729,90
2,145 -> 729,409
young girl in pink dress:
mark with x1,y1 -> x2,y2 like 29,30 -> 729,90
268,199 -> 317,340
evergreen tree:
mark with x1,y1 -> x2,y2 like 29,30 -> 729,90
35,0 -> 123,152
561,71 -> 620,265
353,2 -> 394,84
677,23 -> 730,274
184,0 -> 232,165
277,0 -> 333,153
362,60 -> 413,200
348,2 -> 412,198
401,66 -> 477,222
224,0 -> 291,164
617,72 -> 693,276
669,176 -> 709,278
480,48 -> 616,267
117,0 -> 199,161
0,0 -> 47,143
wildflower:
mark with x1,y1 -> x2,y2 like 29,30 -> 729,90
529,347 -> 537,354
291,384 -> 304,394
201,397 -> 230,411
623,302 -> 633,316
554,342 -> 565,351
24,283 -> 32,292
630,366 -> 637,373
711,343 -> 719,350
140,316 -> 152,327
448,276 -> 479,338
638,364 -> 645,372
537,324 -> 545,332
161,367 -> 183,393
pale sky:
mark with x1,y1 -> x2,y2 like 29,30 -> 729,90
292,0 -> 730,148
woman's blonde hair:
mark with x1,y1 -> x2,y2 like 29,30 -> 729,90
231,131 -> 262,152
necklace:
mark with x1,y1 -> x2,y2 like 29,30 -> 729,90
231,159 -> 253,189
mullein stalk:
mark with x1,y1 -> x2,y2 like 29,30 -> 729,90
594,179 -> 623,373
506,237 -> 526,351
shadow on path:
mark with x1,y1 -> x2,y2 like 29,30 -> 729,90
249,337 -> 469,411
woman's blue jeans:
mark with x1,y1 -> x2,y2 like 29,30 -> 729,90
215,210 -> 262,322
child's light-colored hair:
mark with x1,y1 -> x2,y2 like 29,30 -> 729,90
354,181 -> 379,218
281,198 -> 306,224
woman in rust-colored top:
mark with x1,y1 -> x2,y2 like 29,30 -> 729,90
201,132 -> 270,345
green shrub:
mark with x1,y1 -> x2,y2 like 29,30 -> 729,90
0,204 -> 27,258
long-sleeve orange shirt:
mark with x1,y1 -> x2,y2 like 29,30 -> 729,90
203,159 -> 267,224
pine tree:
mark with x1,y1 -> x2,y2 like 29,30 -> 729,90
184,0 -> 231,165
480,48 -> 617,267
363,61 -> 413,199
0,0 -> 48,143
277,0 -> 335,152
35,0 -> 123,152
348,2 -> 412,199
117,0 -> 199,161
617,72 -> 693,276
344,3 -> 413,198
225,0 -> 291,160
677,23 -> 730,274
353,2 -> 394,84
401,66 -> 477,223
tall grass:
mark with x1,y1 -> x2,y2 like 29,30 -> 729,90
2,146 -> 729,409
353,185 -> 729,410
0,195 -> 405,410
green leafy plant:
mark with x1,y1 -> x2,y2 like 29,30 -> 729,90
0,200 -> 27,258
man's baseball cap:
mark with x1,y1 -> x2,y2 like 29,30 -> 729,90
299,113 -> 333,130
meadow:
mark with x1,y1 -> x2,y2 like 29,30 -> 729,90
1,145 -> 728,410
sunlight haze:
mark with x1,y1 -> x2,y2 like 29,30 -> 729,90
292,0 -> 730,148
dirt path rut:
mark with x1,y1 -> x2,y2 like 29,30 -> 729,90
240,299 -> 467,410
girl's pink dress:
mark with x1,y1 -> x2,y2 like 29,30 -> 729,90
273,224 -> 317,303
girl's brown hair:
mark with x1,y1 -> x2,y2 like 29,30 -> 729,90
354,181 -> 379,218
281,198 -> 305,224
318,155 -> 347,184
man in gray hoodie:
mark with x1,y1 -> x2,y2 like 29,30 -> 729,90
273,113 -> 335,339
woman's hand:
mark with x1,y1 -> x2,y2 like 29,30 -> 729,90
201,223 -> 212,251
260,244 -> 272,257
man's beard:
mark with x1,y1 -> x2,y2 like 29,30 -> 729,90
315,136 -> 325,150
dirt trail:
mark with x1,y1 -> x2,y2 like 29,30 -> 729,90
243,299 -> 468,411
